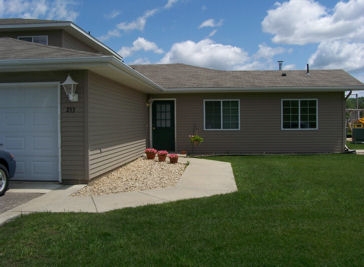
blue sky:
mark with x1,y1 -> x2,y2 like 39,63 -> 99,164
1,0 -> 364,95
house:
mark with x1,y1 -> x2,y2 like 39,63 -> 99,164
132,64 -> 364,155
0,19 -> 163,184
1,19 -> 364,184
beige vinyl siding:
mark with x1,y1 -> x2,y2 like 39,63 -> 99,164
154,92 -> 345,154
61,31 -> 100,53
88,72 -> 148,179
59,71 -> 88,183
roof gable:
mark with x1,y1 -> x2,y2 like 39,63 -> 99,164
0,18 -> 121,60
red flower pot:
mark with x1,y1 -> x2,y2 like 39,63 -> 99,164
146,152 -> 156,160
170,157 -> 178,164
158,154 -> 167,162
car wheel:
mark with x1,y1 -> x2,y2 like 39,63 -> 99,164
0,164 -> 9,196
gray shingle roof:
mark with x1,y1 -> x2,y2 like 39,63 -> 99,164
0,37 -> 105,60
132,63 -> 364,90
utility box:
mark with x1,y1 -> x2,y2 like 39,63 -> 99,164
352,128 -> 364,143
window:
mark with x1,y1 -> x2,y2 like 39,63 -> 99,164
156,103 -> 171,128
18,35 -> 48,45
204,100 -> 240,130
282,99 -> 318,130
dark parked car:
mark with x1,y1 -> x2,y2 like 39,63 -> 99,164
0,149 -> 16,196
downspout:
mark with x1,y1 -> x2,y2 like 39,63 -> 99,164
345,90 -> 352,100
344,90 -> 355,153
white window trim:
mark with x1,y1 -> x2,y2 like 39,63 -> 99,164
281,98 -> 319,130
204,99 -> 240,131
17,35 -> 48,45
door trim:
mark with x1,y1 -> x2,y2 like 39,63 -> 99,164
149,98 -> 176,151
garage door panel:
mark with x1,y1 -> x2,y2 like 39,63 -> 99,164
33,109 -> 58,130
32,158 -> 59,180
14,160 -> 25,178
0,83 -> 60,181
3,136 -> 26,151
33,136 -> 58,153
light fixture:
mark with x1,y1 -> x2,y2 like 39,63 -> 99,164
62,74 -> 79,102
146,97 -> 153,107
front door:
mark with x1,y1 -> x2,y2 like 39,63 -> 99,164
152,100 -> 175,151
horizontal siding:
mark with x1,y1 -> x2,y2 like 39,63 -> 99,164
60,71 -> 88,183
154,92 -> 345,154
88,72 -> 148,179
89,140 -> 145,178
62,31 -> 99,53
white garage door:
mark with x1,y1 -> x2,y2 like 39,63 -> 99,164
0,83 -> 60,181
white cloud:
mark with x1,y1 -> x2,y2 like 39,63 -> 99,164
157,39 -> 289,71
164,0 -> 178,9
0,0 -> 78,20
262,0 -> 364,45
118,37 -> 164,58
99,1 -> 181,42
262,0 -> 364,80
207,29 -> 217,38
46,0 -> 78,21
105,10 -> 120,19
99,8 -> 160,42
199,18 -> 223,29
117,9 -> 158,32
159,39 -> 250,70
309,41 -> 364,71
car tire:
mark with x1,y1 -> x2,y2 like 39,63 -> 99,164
0,164 -> 9,196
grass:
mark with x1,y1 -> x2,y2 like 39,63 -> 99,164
1,154 -> 364,266
347,141 -> 364,150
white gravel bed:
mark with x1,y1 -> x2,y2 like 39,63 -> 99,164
72,157 -> 187,196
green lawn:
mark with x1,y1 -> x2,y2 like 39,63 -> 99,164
347,141 -> 364,150
1,154 -> 364,266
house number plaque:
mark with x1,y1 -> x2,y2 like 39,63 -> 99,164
66,106 -> 76,113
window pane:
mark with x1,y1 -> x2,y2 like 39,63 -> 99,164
156,103 -> 172,128
300,100 -> 316,129
282,100 -> 299,129
205,101 -> 221,129
223,101 -> 239,129
33,36 -> 48,45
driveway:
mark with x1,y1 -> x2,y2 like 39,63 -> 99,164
0,181 -> 62,214
0,192 -> 43,213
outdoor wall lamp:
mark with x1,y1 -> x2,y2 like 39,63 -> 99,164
62,74 -> 79,102
146,97 -> 154,107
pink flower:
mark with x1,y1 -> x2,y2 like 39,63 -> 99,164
168,153 -> 178,159
157,150 -> 168,156
145,148 -> 157,154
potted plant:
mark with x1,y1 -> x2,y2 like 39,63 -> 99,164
157,150 -> 168,162
168,153 -> 179,164
189,134 -> 204,146
145,148 -> 157,160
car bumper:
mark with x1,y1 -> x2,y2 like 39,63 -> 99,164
8,159 -> 16,178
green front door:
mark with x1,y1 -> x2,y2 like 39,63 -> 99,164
152,100 -> 175,151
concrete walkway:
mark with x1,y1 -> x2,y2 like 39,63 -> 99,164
0,157 -> 237,225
